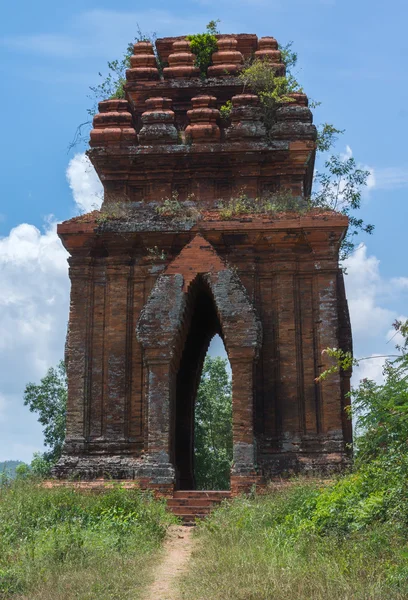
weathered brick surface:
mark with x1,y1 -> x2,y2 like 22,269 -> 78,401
54,32 -> 353,488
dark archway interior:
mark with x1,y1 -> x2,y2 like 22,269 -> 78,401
174,280 -> 223,490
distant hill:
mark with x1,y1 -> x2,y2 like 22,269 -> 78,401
0,460 -> 24,478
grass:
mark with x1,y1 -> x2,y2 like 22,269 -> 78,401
181,481 -> 408,600
0,478 -> 177,599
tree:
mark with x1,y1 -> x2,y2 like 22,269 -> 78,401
23,360 -> 67,470
194,356 -> 233,490
317,319 -> 408,465
351,320 -> 408,465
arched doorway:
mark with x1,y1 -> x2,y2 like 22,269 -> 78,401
174,277 -> 233,489
136,237 -> 262,491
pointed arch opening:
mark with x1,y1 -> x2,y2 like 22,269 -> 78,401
173,277 -> 232,490
137,249 -> 262,492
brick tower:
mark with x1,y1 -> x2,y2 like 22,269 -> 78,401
55,33 -> 352,492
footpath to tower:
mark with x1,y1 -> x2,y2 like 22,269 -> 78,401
144,525 -> 194,600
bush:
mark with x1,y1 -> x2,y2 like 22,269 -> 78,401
239,58 -> 302,132
187,20 -> 220,78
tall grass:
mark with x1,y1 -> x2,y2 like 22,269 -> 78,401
0,478 -> 176,599
181,481 -> 408,600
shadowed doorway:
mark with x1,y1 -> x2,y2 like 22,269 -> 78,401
174,280 -> 232,490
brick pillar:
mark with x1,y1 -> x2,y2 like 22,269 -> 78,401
276,271 -> 301,436
140,349 -> 176,485
64,256 -> 93,452
315,272 -> 343,435
103,256 -> 130,443
229,349 -> 256,474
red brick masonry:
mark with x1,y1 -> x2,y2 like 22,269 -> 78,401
53,33 -> 353,492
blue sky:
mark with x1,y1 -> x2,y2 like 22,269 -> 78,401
0,0 -> 407,462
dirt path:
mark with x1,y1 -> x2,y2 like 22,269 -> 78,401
144,525 -> 194,600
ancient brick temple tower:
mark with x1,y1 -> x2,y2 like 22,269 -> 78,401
55,33 -> 353,492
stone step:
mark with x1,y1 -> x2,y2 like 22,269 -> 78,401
170,505 -> 212,515
176,513 -> 210,523
173,490 -> 231,499
167,498 -> 216,507
166,490 -> 231,523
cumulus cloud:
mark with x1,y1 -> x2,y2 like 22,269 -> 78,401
391,277 -> 408,290
66,153 -> 103,213
344,244 -> 394,338
0,222 -> 69,374
341,147 -> 408,195
0,154 -> 103,461
0,221 -> 69,460
344,244 -> 408,386
352,355 -> 386,386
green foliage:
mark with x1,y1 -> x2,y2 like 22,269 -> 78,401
205,20 -> 221,36
182,321 -> 408,598
239,58 -> 302,131
316,347 -> 357,382
182,483 -> 408,599
194,356 -> 232,490
217,190 -> 306,219
352,321 -> 408,466
312,320 -> 408,533
0,479 -> 176,598
87,42 -> 133,116
14,463 -> 30,479
24,360 -> 67,468
155,192 -> 201,222
30,452 -> 55,477
237,41 -> 372,259
278,41 -> 298,71
313,153 -> 374,259
187,20 -> 220,77
219,99 -> 233,121
316,123 -> 345,153
87,26 -> 158,116
0,461 -> 24,479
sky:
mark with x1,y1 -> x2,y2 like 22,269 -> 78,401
0,0 -> 407,462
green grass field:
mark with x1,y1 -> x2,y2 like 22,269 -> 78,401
0,479 -> 176,600
181,481 -> 408,600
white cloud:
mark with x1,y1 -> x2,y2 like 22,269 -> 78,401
353,355 -> 386,386
2,9 -> 209,59
0,221 -> 69,380
0,221 -> 69,460
385,318 -> 408,348
339,146 -> 408,194
0,154 -> 103,461
391,277 -> 408,290
345,244 -> 408,386
66,153 -> 103,213
373,167 -> 408,191
344,244 -> 393,338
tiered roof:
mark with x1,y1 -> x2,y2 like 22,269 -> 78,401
88,34 -> 317,206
